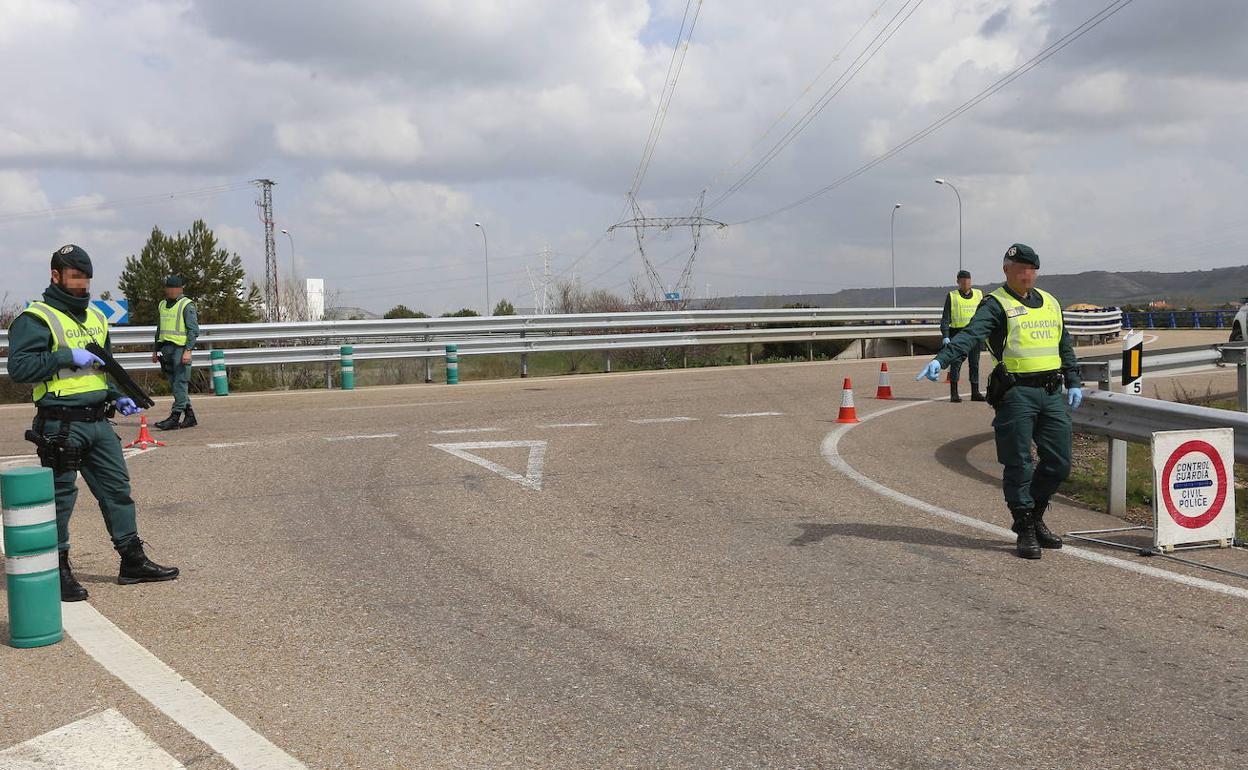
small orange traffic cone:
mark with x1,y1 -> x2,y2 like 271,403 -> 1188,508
837,378 -> 860,423
875,363 -> 893,400
124,415 -> 166,450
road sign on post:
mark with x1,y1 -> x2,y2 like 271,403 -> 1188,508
1121,331 -> 1144,395
1152,428 -> 1235,552
663,291 -> 681,301
92,299 -> 129,324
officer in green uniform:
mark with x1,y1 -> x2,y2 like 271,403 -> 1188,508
151,275 -> 199,430
940,269 -> 985,403
917,244 -> 1083,559
7,245 -> 179,600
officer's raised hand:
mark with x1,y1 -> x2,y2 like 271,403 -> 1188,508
1066,386 -> 1083,410
916,359 -> 943,382
70,348 -> 104,369
115,397 -> 142,416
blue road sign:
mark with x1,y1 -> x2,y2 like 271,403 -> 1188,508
92,300 -> 129,324
663,291 -> 682,301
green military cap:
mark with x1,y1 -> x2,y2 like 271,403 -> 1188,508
164,275 -> 184,288
51,244 -> 93,278
1004,243 -> 1039,268
956,269 -> 972,279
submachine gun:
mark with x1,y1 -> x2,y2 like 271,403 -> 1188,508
85,342 -> 155,410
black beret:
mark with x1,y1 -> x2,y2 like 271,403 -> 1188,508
51,244 -> 93,278
164,275 -> 184,288
1004,243 -> 1039,268
956,269 -> 972,280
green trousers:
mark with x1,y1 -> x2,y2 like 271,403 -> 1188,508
991,384 -> 1073,514
160,343 -> 192,412
947,328 -> 981,386
33,416 -> 139,553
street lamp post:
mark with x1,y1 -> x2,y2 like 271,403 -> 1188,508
891,203 -> 902,308
474,222 -> 490,314
280,229 -> 297,320
934,178 -> 962,272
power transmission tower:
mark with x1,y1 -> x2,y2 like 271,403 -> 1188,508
607,192 -> 726,303
525,246 -> 555,314
252,179 -> 279,322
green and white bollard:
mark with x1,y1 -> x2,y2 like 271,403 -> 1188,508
211,349 -> 229,396
340,345 -> 355,390
446,344 -> 459,385
2,467 -> 62,649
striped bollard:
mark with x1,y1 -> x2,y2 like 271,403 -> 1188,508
211,349 -> 229,396
2,467 -> 63,649
446,344 -> 459,385
340,345 -> 355,390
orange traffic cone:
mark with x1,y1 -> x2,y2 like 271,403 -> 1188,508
124,415 -> 166,450
875,362 -> 893,400
837,378 -> 860,423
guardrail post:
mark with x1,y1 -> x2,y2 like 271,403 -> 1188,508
340,345 -> 355,390
1169,312 -> 1177,329
446,344 -> 459,384
747,344 -> 754,365
211,349 -> 229,396
3,467 -> 63,649
424,357 -> 433,384
1217,311 -> 1226,329
1240,362 -> 1247,413
1193,311 -> 1202,329
520,331 -> 528,378
1147,312 -> 1155,329
683,349 -> 689,368
808,341 -> 814,362
1090,363 -> 1127,517
604,350 -> 612,373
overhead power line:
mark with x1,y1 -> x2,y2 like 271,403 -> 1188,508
735,0 -> 1141,226
0,181 -> 254,225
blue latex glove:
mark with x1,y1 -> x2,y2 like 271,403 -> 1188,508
941,337 -> 950,347
916,360 -> 942,382
1067,387 -> 1083,410
115,397 -> 142,416
70,348 -> 103,369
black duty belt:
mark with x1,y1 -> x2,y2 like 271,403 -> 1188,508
35,403 -> 109,423
1012,371 -> 1063,388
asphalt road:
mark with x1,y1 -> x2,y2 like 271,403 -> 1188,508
1,330 -> 1245,769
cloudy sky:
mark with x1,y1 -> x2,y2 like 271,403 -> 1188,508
1,0 -> 1246,315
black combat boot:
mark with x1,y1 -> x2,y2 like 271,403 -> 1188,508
154,411 -> 181,431
59,551 -> 89,602
949,381 -> 962,403
1011,512 -> 1042,559
970,383 -> 986,402
1032,503 -> 1063,549
179,407 -> 198,429
118,540 -> 180,585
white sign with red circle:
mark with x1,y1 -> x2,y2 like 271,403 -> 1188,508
1152,428 -> 1236,550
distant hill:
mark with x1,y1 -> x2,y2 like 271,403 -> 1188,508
709,265 -> 1248,309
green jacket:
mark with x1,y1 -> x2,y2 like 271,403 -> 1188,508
153,297 -> 199,351
7,284 -> 125,407
936,285 -> 1081,388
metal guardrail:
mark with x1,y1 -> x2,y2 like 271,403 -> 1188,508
1,309 -> 945,376
1076,345 -> 1224,384
1063,308 -> 1122,338
1073,390 -> 1248,464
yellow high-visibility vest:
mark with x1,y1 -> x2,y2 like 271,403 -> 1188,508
20,302 -> 109,402
157,296 -> 192,345
988,287 -> 1064,374
948,288 -> 983,329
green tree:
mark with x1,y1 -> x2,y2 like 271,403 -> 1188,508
441,308 -> 480,318
118,220 -> 261,325
492,298 -> 517,316
384,304 -> 429,319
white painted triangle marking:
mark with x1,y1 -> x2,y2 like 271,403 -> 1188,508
431,440 -> 547,492
0,708 -> 186,769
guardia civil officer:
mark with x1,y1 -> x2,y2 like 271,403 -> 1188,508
7,245 -> 180,601
150,275 -> 199,430
917,244 -> 1083,559
940,269 -> 985,403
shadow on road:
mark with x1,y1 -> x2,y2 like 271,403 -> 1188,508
789,521 -> 1006,553
934,431 -> 999,487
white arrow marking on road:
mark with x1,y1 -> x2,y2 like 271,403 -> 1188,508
720,411 -> 785,418
324,433 -> 399,442
629,417 -> 697,424
430,427 -> 501,435
0,708 -> 186,769
431,440 -> 548,492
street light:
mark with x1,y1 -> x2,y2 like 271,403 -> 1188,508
891,204 -> 902,308
934,178 -> 962,272
474,222 -> 490,314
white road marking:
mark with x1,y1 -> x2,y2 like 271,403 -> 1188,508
821,399 -> 1248,601
324,433 -> 399,442
207,442 -> 252,449
430,427 -> 501,435
720,411 -> 785,418
327,400 -> 467,412
539,422 -> 602,429
629,417 -> 698,424
0,709 -> 186,769
0,448 -> 158,469
431,440 -> 547,492
59,603 -> 310,770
